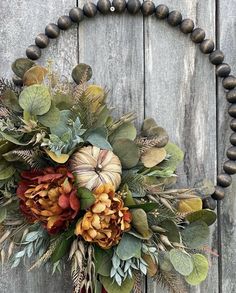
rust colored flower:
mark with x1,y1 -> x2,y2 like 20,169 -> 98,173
17,166 -> 80,234
75,184 -> 132,249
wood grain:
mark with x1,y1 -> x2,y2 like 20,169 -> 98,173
144,1 -> 218,292
217,1 -> 236,293
0,0 -> 77,292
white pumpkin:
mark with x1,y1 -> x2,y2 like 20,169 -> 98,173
70,146 -> 122,190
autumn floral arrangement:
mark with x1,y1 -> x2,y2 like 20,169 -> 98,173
0,59 -> 217,293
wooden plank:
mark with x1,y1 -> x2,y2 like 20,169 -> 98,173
77,2 -> 145,291
217,1 -> 236,292
145,1 -> 218,292
0,1 -> 77,292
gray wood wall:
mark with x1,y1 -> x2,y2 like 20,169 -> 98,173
0,0 -> 235,292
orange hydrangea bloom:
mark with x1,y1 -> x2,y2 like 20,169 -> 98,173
75,184 -> 132,249
17,167 -> 80,234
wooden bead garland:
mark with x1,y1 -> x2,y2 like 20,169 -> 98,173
12,0 -> 236,205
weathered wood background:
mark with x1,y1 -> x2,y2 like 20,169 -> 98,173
0,0 -> 235,292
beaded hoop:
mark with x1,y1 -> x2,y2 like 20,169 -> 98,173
12,0 -> 236,203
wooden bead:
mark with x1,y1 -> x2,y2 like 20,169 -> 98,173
97,0 -> 111,14
202,197 -> 217,210
200,39 -> 214,54
83,2 -> 97,17
167,10 -> 182,26
127,0 -> 141,14
223,160 -> 236,174
209,49 -> 224,65
35,33 -> 49,49
45,23 -> 60,39
191,28 -> 205,43
12,75 -> 23,87
217,173 -> 232,187
26,45 -> 41,60
141,1 -> 155,16
112,0 -> 126,13
230,132 -> 236,146
58,15 -> 72,30
155,4 -> 169,19
180,19 -> 194,34
227,89 -> 236,103
227,146 -> 236,160
69,7 -> 84,23
223,75 -> 236,90
216,63 -> 231,77
228,104 -> 236,118
211,186 -> 225,200
230,119 -> 236,131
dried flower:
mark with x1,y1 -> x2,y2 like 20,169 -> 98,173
17,166 -> 80,234
75,184 -> 132,249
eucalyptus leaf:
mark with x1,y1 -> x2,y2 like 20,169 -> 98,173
86,127 -> 112,150
185,254 -> 209,285
11,58 -> 35,78
131,209 -> 152,239
194,179 -> 215,197
181,220 -> 210,249
169,249 -> 193,276
0,165 -> 15,180
159,220 -> 181,243
112,138 -> 140,169
50,110 -> 72,136
100,275 -> 134,293
94,246 -> 113,276
77,187 -> 95,210
19,85 -> 51,116
2,89 -> 21,112
38,103 -> 60,127
116,233 -> 142,260
186,209 -> 217,226
109,122 -> 137,143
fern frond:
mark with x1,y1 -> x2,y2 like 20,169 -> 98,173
10,148 -> 45,170
156,270 -> 188,293
121,171 -> 146,197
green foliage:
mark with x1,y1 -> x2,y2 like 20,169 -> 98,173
38,102 -> 60,127
169,249 -> 193,276
130,209 -> 152,239
86,127 -> 112,150
185,254 -> 209,285
128,202 -> 159,212
121,171 -> 146,197
11,58 -> 35,78
116,233 -> 142,261
0,207 -> 7,223
159,220 -> 181,243
112,138 -> 140,169
19,85 -> 51,117
100,275 -> 134,293
181,220 -> 210,249
186,209 -> 217,226
109,122 -> 137,143
77,187 -> 95,210
94,246 -> 113,276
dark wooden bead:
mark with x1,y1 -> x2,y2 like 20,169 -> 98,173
191,28 -> 205,43
180,19 -> 194,34
127,0 -> 141,14
230,119 -> 236,131
230,132 -> 236,146
167,10 -> 182,26
223,160 -> 236,174
227,89 -> 236,103
141,1 -> 155,16
12,75 -> 23,87
228,104 -> 236,118
155,4 -> 169,19
35,33 -> 49,49
97,0 -> 111,14
223,75 -> 236,90
200,39 -> 214,54
26,45 -> 41,60
112,0 -> 126,13
69,7 -> 84,23
58,15 -> 72,30
83,2 -> 97,17
45,23 -> 60,39
211,186 -> 225,200
209,50 -> 224,65
217,173 -> 232,187
216,63 -> 231,77
202,197 -> 217,210
227,146 -> 236,160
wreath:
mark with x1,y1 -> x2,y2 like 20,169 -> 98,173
2,0 -> 236,292
0,60 -> 217,293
